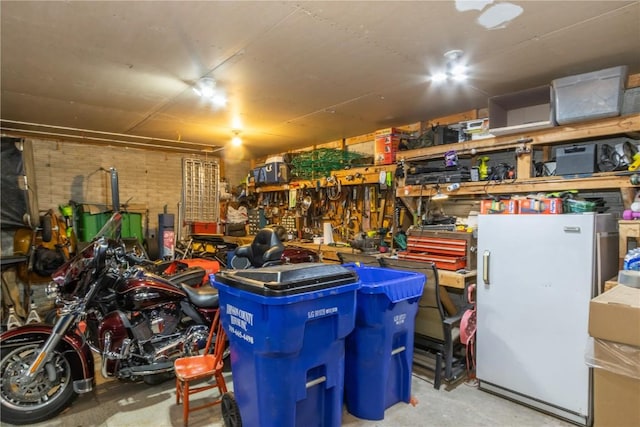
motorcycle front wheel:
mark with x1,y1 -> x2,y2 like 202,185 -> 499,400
0,343 -> 77,425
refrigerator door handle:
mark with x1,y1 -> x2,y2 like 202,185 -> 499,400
563,226 -> 581,233
483,250 -> 490,284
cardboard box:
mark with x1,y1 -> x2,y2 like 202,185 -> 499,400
594,368 -> 640,427
519,198 -> 563,214
480,199 -> 519,214
589,285 -> 640,347
374,134 -> 401,165
589,285 -> 640,427
589,331 -> 640,427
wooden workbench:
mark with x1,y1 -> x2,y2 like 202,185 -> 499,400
286,242 -> 476,290
223,236 -> 476,290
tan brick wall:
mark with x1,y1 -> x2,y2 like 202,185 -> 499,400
29,138 -> 250,240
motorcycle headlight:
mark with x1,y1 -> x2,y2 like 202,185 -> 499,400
45,281 -> 60,299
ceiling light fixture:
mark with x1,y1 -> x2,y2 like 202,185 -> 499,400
231,130 -> 242,147
193,77 -> 227,107
430,49 -> 469,83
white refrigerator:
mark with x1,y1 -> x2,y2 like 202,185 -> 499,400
476,213 -> 615,425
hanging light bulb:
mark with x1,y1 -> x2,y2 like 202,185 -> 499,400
231,130 -> 242,147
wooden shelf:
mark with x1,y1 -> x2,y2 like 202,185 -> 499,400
395,113 -> 640,210
248,115 -> 640,206
398,173 -> 636,198
250,164 -> 397,193
396,113 -> 640,161
241,114 -> 640,259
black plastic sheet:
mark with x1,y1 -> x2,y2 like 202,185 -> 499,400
1,137 -> 29,229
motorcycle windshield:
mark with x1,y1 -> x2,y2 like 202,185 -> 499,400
51,212 -> 123,286
96,212 -> 122,240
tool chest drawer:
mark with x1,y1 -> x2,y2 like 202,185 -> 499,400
403,229 -> 477,271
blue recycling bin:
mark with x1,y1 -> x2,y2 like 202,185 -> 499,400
344,265 -> 425,420
211,263 -> 360,427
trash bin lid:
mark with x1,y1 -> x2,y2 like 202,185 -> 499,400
214,262 -> 358,296
349,266 -> 425,302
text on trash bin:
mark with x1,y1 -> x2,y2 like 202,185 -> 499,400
307,306 -> 338,319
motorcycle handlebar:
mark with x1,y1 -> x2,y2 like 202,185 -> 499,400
126,252 -> 149,266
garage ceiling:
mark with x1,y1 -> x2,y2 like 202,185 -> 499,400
1,1 -> 639,158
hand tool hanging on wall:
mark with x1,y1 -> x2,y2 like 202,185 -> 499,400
263,193 -> 271,220
362,186 -> 371,231
349,186 -> 359,232
378,191 -> 386,230
370,185 -> 377,229
289,189 -> 297,210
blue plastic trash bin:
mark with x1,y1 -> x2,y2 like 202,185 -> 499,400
344,265 -> 425,420
211,263 -> 360,427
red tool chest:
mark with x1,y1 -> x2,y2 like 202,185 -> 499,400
399,229 -> 477,271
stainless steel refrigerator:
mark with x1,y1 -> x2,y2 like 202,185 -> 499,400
476,213 -> 615,425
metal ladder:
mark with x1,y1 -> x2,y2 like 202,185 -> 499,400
182,158 -> 220,225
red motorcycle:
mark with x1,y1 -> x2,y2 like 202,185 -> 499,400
0,212 -> 222,425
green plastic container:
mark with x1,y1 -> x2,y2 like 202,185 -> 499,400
76,210 -> 143,242
77,210 -> 110,242
121,212 -> 143,242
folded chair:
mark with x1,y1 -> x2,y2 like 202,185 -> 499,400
337,251 -> 382,266
379,257 -> 464,389
174,310 -> 239,426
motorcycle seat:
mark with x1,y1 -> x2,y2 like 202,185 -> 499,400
234,227 -> 285,268
167,267 -> 207,287
180,283 -> 219,308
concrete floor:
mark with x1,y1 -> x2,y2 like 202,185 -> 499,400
10,364 -> 576,427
